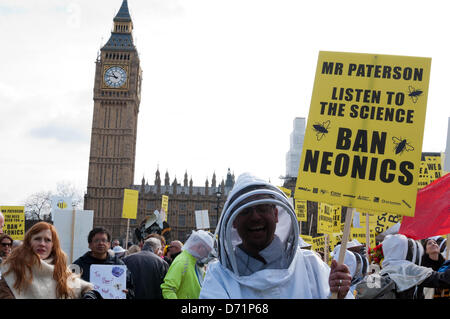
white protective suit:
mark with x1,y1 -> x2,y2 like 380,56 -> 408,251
200,173 -> 353,299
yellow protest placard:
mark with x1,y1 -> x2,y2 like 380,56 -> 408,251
418,160 -> 429,190
312,235 -> 325,253
300,234 -> 313,245
294,199 -> 307,222
122,189 -> 139,219
331,205 -> 342,233
424,154 -> 442,184
373,212 -> 402,235
295,51 -> 431,217
0,206 -> 25,240
317,203 -> 334,234
161,195 -> 169,221
278,186 -> 292,198
351,227 -> 376,248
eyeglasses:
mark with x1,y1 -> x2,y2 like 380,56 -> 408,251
240,204 -> 275,216
92,239 -> 109,244
1,242 -> 12,247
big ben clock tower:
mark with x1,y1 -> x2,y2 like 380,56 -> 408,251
85,0 -> 142,240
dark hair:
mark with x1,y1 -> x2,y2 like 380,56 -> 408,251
0,233 -> 13,244
88,227 -> 111,243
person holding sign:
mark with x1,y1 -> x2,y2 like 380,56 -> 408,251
0,222 -> 93,299
73,227 -> 135,299
200,173 -> 352,299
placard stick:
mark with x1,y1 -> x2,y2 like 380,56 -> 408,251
365,212 -> 370,255
446,234 -> 449,260
330,207 -> 355,299
70,205 -> 76,263
125,219 -> 130,250
324,233 -> 329,263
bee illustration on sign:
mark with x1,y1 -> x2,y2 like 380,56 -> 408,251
312,120 -> 331,141
57,200 -> 67,209
392,136 -> 414,155
407,86 -> 423,103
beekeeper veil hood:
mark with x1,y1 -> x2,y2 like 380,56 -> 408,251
215,173 -> 299,277
183,229 -> 216,260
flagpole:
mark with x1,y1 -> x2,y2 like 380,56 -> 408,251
446,234 -> 449,260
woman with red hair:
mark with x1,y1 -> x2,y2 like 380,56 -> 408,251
0,222 -> 94,299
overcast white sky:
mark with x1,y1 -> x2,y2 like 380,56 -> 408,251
1,0 -> 449,206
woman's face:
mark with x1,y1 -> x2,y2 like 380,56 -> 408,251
30,229 -> 53,260
426,239 -> 440,255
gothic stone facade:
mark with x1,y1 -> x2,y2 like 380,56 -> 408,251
130,170 -> 235,243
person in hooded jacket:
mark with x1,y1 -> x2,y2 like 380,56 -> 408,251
199,173 -> 352,299
161,230 -> 215,299
421,237 -> 449,299
332,243 -> 369,295
73,227 -> 135,299
379,234 -> 450,299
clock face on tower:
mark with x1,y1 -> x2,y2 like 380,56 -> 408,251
103,66 -> 127,88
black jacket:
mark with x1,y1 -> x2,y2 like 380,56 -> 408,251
73,251 -> 135,299
395,267 -> 450,299
123,250 -> 169,299
421,253 -> 446,271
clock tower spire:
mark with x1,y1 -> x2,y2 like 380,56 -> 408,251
85,0 -> 143,241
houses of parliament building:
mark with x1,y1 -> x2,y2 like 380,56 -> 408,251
83,0 -> 235,243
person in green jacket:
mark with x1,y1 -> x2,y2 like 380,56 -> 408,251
161,230 -> 215,299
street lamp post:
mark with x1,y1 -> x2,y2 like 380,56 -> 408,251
215,188 -> 222,231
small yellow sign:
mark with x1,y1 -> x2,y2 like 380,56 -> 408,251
161,195 -> 169,221
0,206 -> 25,240
294,199 -> 307,222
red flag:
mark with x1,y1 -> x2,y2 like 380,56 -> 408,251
399,173 -> 450,240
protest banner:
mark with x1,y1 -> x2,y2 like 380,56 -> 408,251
312,235 -> 325,253
317,203 -> 334,234
294,51 -> 431,298
161,195 -> 169,221
195,210 -> 210,230
122,189 -> 139,249
90,265 -> 127,299
374,212 -> 402,235
278,186 -> 292,198
424,154 -> 442,184
295,51 -> 431,217
295,199 -> 307,222
53,209 -> 93,263
300,234 -> 313,246
122,189 -> 139,219
418,160 -> 429,190
351,226 -> 376,248
0,206 -> 25,240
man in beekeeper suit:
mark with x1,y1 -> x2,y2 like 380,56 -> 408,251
200,173 -> 353,299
